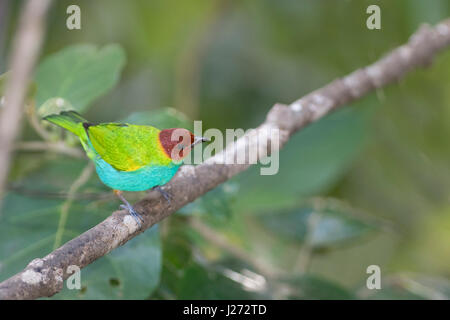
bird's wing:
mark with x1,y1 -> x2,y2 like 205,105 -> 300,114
86,123 -> 169,172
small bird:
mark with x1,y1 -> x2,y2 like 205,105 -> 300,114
44,111 -> 208,226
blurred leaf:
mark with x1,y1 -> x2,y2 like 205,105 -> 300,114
281,274 -> 355,299
0,191 -> 104,282
258,205 -> 376,250
35,44 -> 126,114
152,218 -> 195,299
121,108 -> 191,129
394,209 -> 450,275
0,158 -> 162,300
178,182 -> 239,222
57,226 -> 161,300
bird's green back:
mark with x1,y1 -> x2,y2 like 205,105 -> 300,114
44,111 -> 173,172
87,123 -> 172,171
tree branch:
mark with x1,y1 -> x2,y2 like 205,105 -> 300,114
0,0 -> 52,211
14,141 -> 85,158
1,19 -> 449,300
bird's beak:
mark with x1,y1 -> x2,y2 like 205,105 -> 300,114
191,136 -> 210,147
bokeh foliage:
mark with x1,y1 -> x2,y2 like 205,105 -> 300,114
0,0 -> 449,299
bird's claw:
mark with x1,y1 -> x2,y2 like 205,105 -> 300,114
154,186 -> 172,204
120,204 -> 144,228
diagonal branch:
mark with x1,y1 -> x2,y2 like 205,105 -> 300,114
1,19 -> 449,300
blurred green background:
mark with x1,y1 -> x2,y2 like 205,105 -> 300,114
0,0 -> 449,299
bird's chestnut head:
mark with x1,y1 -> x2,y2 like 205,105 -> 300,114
158,128 -> 208,162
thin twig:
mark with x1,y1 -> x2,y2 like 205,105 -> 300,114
53,163 -> 94,249
7,184 -> 112,200
357,273 -> 448,300
15,141 -> 85,158
0,19 -> 449,300
25,103 -> 53,141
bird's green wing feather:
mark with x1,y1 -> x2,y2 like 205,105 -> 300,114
87,123 -> 170,171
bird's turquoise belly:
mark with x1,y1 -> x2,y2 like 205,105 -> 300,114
94,157 -> 180,191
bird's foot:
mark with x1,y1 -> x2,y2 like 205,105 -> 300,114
120,204 -> 144,228
114,189 -> 144,228
153,185 -> 172,204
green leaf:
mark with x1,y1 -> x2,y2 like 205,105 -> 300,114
0,158 -> 162,300
35,44 -> 126,114
151,218 -> 196,299
280,274 -> 355,299
178,182 -> 239,222
258,205 -> 376,250
121,108 -> 191,129
57,226 -> 161,300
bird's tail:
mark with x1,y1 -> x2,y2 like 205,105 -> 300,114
43,110 -> 88,138
43,111 -> 95,158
